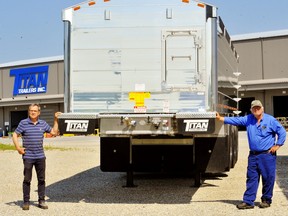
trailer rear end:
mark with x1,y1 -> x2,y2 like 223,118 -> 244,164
60,0 -> 240,186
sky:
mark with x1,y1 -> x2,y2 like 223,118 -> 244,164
0,0 -> 288,64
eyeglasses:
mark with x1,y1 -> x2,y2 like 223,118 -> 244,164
29,109 -> 39,113
251,106 -> 262,110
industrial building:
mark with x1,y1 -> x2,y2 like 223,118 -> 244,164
233,30 -> 288,119
0,56 -> 64,135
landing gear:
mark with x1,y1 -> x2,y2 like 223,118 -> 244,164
124,171 -> 137,188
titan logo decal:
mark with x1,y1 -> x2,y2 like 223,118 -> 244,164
183,120 -> 209,132
65,120 -> 89,132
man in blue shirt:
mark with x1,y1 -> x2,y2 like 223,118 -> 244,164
12,104 -> 61,210
216,100 -> 286,209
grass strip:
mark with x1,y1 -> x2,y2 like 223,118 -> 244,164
0,143 -> 72,151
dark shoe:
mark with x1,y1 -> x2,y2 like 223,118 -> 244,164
38,201 -> 48,209
259,200 -> 271,208
236,202 -> 254,209
22,203 -> 30,210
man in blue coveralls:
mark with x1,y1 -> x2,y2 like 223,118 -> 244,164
216,100 -> 286,209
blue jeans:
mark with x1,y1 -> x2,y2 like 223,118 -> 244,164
23,158 -> 46,203
243,152 -> 276,206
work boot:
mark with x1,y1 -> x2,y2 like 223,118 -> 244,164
38,201 -> 48,209
259,200 -> 271,208
236,202 -> 254,209
22,202 -> 30,210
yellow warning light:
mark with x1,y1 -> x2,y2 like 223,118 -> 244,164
182,0 -> 189,3
73,6 -> 81,11
88,1 -> 96,6
197,3 -> 205,8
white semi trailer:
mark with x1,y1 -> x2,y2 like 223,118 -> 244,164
60,0 -> 240,187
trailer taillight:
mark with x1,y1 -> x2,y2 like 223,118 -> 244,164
73,0 -> 108,11
197,3 -> 205,8
73,6 -> 81,11
88,1 -> 96,6
182,0 -> 205,8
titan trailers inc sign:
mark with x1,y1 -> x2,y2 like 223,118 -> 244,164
10,65 -> 49,96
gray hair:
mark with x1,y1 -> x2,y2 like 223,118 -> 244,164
29,103 -> 41,111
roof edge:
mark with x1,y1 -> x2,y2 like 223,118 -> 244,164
232,29 -> 288,41
0,55 -> 64,68
239,78 -> 288,85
